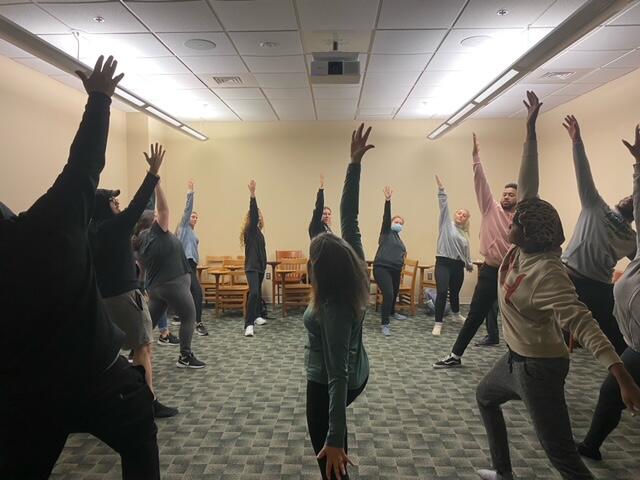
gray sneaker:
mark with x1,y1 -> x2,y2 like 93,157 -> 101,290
393,313 -> 408,320
433,355 -> 462,369
381,325 -> 391,336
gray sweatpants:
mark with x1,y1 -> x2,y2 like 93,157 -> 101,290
148,273 -> 195,356
476,352 -> 593,480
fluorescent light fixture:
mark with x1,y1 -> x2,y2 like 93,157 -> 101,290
474,69 -> 520,104
180,125 -> 208,141
428,123 -> 450,140
447,102 -> 478,125
145,106 -> 182,127
114,87 -> 146,107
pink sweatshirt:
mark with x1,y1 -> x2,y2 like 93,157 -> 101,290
473,154 -> 515,267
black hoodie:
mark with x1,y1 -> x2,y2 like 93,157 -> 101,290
90,173 -> 159,298
0,93 -> 125,405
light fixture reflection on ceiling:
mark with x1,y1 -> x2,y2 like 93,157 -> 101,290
259,41 -> 279,48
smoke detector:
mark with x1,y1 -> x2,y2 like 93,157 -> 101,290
184,38 -> 217,51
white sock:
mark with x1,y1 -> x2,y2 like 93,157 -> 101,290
451,353 -> 461,360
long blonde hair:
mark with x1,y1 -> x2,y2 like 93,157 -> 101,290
239,209 -> 264,246
455,209 -> 471,237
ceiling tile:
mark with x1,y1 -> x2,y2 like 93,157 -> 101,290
358,107 -> 396,115
551,83 -> 601,96
125,56 -> 191,75
262,88 -> 311,100
125,1 -> 221,32
367,54 -> 431,72
359,95 -> 404,108
538,94 -> 578,113
543,50 -> 629,69
270,99 -> 315,120
573,25 -> 640,51
41,2 -> 146,33
0,4 -> 70,34
212,88 -> 264,100
243,55 -> 306,73
209,0 -> 297,31
531,0 -> 587,27
148,88 -> 227,108
499,82 -> 564,98
427,51 -> 474,70
362,82 -> 411,99
229,31 -> 303,56
88,33 -> 172,57
522,68 -> 592,84
606,49 -> 640,68
316,110 -> 355,120
15,56 -> 67,75
316,98 -> 359,110
365,70 -> 421,87
297,0 -> 378,30
378,0 -> 465,29
455,0 -> 554,29
254,72 -> 309,88
371,30 -> 446,55
0,38 -> 32,58
142,73 -> 205,90
225,98 -> 277,121
164,100 -> 238,121
181,55 -> 248,74
610,2 -> 640,26
313,85 -> 361,99
158,32 -> 236,56
302,31 -> 371,54
574,66 -> 636,83
472,95 -> 522,118
439,28 -> 545,53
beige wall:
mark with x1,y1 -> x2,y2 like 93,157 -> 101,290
0,56 -> 129,212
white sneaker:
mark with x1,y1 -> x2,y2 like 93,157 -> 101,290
244,325 -> 254,337
453,313 -> 466,322
255,317 -> 267,326
432,323 -> 442,336
393,313 -> 408,320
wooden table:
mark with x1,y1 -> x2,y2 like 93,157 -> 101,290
276,269 -> 298,316
208,268 -> 230,317
267,260 -> 281,305
417,264 -> 435,306
196,265 -> 209,282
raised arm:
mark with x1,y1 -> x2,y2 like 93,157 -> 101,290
340,123 -> 374,261
563,115 -> 601,207
622,124 -> 640,256
518,91 -> 542,201
435,175 -> 450,228
180,180 -> 195,230
309,175 -> 325,239
472,133 -> 497,215
248,180 -> 259,232
26,56 -> 123,227
154,164 -> 170,232
379,186 -> 392,241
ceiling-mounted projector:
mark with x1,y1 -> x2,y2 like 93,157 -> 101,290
310,51 -> 360,84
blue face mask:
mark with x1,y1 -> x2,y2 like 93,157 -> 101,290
391,223 -> 403,233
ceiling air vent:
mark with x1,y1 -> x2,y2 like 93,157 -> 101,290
212,76 -> 244,86
540,71 -> 576,81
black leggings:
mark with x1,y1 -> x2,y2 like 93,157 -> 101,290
188,260 -> 203,324
245,271 -> 264,328
434,256 -> 465,324
306,377 -> 368,480
373,266 -> 401,325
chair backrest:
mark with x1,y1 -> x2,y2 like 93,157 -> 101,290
276,250 -> 305,281
206,255 -> 232,269
222,258 -> 247,284
401,258 -> 419,290
280,258 -> 310,284
276,250 -> 304,261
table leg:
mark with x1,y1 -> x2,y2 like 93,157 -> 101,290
215,275 -> 221,318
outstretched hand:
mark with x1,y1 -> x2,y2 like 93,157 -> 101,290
435,175 -> 444,190
562,115 -> 582,144
524,90 -> 542,129
143,143 -> 165,175
350,123 -> 375,164
76,55 -> 124,97
248,179 -> 256,197
320,174 -> 325,189
383,185 -> 393,200
187,180 -> 195,192
317,445 -> 355,480
472,133 -> 480,157
622,124 -> 640,163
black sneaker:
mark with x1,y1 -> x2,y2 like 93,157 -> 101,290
433,355 -> 462,369
176,352 -> 206,369
196,322 -> 209,336
153,399 -> 179,418
475,336 -> 500,347
157,333 -> 180,346
577,442 -> 602,461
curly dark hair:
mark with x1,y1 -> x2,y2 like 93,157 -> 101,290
513,198 -> 565,253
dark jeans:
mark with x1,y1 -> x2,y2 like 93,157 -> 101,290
485,300 -> 500,341
583,347 -> 640,449
568,271 -> 627,355
0,357 -> 159,479
477,352 -> 593,480
452,263 -> 499,357
188,259 -> 203,324
306,377 -> 368,480
373,265 -> 401,325
246,271 -> 264,328
434,256 -> 465,324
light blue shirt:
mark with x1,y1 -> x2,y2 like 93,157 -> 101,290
436,188 -> 473,270
177,191 -> 199,264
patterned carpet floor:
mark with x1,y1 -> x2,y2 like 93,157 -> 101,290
51,305 -> 640,479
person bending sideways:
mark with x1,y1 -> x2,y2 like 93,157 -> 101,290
475,91 -> 640,480
561,115 -> 636,355
242,180 -> 268,337
137,175 -> 206,369
304,123 -> 372,480
579,124 -> 640,461
90,143 -> 178,418
372,186 -> 407,336
0,56 -> 161,479
309,174 -> 334,239
432,174 -> 473,336
176,180 -> 209,337
434,133 -> 517,368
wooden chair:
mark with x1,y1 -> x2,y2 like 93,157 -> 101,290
206,255 -> 232,269
215,259 -> 249,316
376,258 -> 420,316
273,250 -> 305,304
417,263 -> 436,307
279,258 -> 312,316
